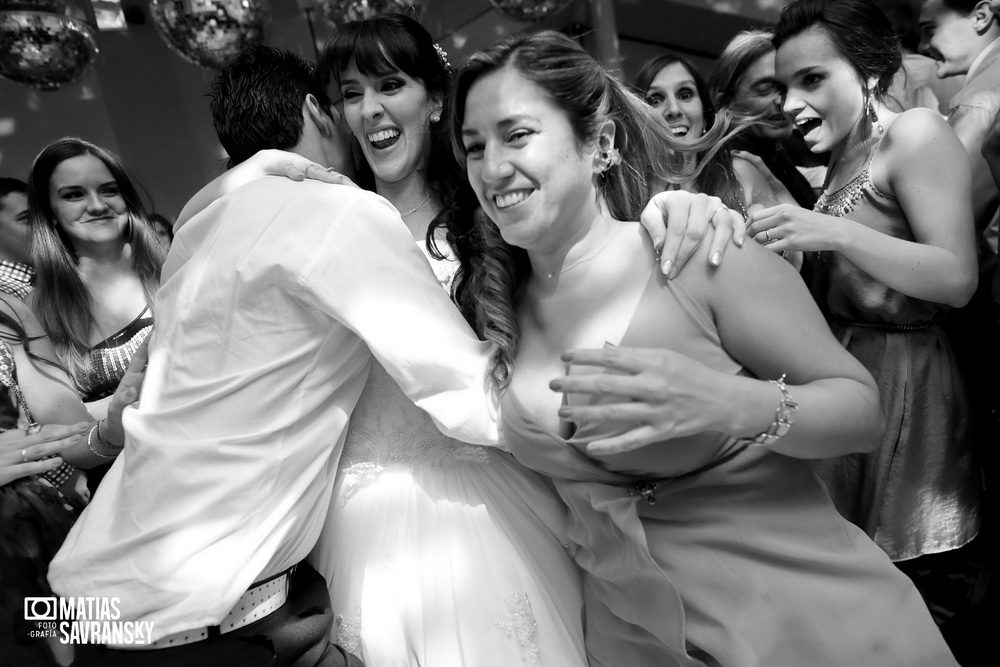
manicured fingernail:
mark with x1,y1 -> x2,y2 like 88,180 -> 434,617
69,435 -> 81,443
710,251 -> 721,266
661,259 -> 672,276
549,380 -> 563,391
668,266 -> 680,280
75,422 -> 90,432
560,351 -> 574,362
557,407 -> 572,418
735,237 -> 745,247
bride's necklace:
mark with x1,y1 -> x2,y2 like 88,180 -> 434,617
400,194 -> 431,218
543,224 -> 621,279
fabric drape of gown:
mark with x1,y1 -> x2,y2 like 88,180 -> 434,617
808,130 -> 980,561
502,270 -> 956,667
308,242 -> 587,667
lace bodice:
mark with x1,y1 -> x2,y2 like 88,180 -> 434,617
337,242 -> 490,495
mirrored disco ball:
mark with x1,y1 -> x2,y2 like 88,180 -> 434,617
315,0 -> 424,29
1,0 -> 67,12
488,0 -> 573,23
149,0 -> 270,71
0,10 -> 98,90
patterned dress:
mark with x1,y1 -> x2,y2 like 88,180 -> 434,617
308,242 -> 587,667
808,139 -> 979,561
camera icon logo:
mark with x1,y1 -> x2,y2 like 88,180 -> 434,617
24,597 -> 58,621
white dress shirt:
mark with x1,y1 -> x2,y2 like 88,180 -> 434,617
48,177 -> 499,642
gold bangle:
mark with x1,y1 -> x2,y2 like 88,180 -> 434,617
96,418 -> 123,451
742,374 -> 799,448
87,423 -> 119,460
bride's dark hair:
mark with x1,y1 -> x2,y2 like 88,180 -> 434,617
318,13 -> 480,266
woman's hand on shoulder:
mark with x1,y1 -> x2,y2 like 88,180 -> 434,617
251,149 -> 357,188
0,423 -> 90,487
640,191 -> 746,279
176,150 -> 357,228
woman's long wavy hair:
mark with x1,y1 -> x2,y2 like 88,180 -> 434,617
633,54 -> 746,214
318,13 -> 480,264
26,137 -> 164,381
449,31 -> 740,391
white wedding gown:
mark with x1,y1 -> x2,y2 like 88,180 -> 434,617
308,243 -> 587,667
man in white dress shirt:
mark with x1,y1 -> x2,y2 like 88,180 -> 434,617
48,47 -> 500,666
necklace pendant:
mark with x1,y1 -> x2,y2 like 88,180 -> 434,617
546,272 -> 554,279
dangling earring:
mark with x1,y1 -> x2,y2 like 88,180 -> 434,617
430,113 -> 441,124
867,95 -> 883,134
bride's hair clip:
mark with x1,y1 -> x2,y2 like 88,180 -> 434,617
433,43 -> 452,74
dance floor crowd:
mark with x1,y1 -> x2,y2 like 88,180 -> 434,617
2,0 -> 998,665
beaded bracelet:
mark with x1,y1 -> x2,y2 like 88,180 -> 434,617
742,374 -> 799,448
96,418 -> 122,451
87,422 -> 120,459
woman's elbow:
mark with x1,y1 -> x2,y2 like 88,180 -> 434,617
945,269 -> 978,308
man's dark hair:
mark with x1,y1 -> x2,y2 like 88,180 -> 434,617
942,0 -> 984,15
0,177 -> 27,202
209,46 -> 333,166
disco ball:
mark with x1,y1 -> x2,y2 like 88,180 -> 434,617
0,10 -> 98,90
2,0 -> 67,11
149,0 -> 271,71
488,0 -> 573,23
314,0 -> 424,29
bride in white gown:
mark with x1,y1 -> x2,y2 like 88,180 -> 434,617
305,15 -> 587,666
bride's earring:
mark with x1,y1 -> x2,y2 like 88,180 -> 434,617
867,93 -> 883,134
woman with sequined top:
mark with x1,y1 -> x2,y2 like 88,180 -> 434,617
25,138 -> 164,492
747,0 -> 980,567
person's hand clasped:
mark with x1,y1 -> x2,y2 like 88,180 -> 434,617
549,346 -> 732,455
747,204 -> 840,254
640,191 -> 746,279
1,422 -> 90,487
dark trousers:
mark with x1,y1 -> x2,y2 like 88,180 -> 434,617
74,563 -> 364,667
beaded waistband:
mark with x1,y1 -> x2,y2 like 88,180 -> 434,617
830,317 -> 939,332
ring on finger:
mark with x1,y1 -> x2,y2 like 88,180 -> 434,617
23,422 -> 42,436
21,448 -> 28,463
765,229 -> 772,242
711,205 -> 729,219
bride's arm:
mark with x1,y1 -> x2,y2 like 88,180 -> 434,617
176,149 -> 355,230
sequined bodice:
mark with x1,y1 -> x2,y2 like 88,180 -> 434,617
337,242 -> 490,497
75,308 -> 152,401
814,165 -> 885,218
808,144 -> 949,326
